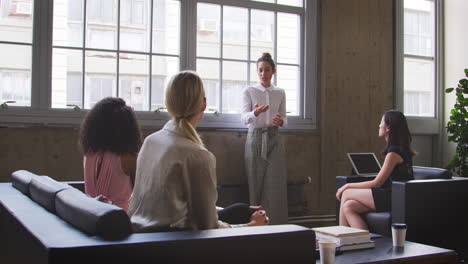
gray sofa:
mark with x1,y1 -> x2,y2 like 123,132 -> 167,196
0,170 -> 316,264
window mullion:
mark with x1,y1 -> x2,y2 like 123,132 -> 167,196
219,5 -> 223,113
32,0 -> 52,110
303,0 -> 317,121
116,0 -> 121,98
181,0 -> 197,70
82,0 -> 88,109
148,0 -> 154,111
247,8 -> 251,85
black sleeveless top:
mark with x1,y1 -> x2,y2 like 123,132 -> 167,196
372,145 -> 414,212
379,145 -> 414,190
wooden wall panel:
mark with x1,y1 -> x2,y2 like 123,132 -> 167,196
320,0 -> 394,214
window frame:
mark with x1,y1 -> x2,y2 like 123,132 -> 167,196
0,0 -> 318,130
395,0 -> 443,134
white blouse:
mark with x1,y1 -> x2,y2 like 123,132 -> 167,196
128,120 -> 230,232
241,84 -> 287,130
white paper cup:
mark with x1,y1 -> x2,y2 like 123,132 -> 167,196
319,240 -> 336,264
392,223 -> 407,247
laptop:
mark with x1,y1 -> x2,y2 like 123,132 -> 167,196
347,153 -> 381,175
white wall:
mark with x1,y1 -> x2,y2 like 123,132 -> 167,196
443,0 -> 468,169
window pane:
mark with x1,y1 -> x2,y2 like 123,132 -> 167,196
197,3 -> 220,58
403,57 -> 434,117
277,13 -> 299,64
250,10 -> 274,60
277,0 -> 303,7
0,44 -> 31,106
404,0 -> 434,57
86,0 -> 117,50
222,61 -> 247,113
53,0 -> 84,47
0,0 -> 34,43
85,51 -> 117,108
197,59 -> 219,111
120,31 -> 148,52
277,64 -> 299,116
223,6 -> 247,60
119,53 -> 149,111
151,55 -> 179,111
152,0 -> 180,55
250,62 -> 258,86
52,48 -> 83,108
120,0 -> 150,52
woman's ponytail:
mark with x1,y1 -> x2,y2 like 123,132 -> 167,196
178,118 -> 203,146
165,71 -> 206,146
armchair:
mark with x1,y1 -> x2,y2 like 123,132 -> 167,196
336,166 -> 468,260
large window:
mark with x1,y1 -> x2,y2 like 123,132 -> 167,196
196,3 -> 301,115
0,0 -> 34,107
0,0 -> 317,129
51,0 -> 180,111
403,0 -> 436,117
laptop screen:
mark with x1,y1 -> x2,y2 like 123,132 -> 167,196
347,153 -> 381,175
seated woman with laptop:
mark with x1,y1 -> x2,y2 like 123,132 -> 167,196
336,110 -> 415,230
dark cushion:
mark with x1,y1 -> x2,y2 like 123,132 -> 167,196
55,188 -> 132,240
413,166 -> 451,180
29,175 -> 71,213
11,170 -> 37,196
364,212 -> 391,237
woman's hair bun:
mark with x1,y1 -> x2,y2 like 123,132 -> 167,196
262,52 -> 272,58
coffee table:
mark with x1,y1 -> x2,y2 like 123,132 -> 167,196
316,236 -> 458,264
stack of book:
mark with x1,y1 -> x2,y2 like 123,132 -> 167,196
312,226 -> 375,251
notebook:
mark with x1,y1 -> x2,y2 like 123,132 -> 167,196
347,153 -> 381,175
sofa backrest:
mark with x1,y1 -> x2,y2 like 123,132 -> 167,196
413,166 -> 452,180
11,170 -> 132,240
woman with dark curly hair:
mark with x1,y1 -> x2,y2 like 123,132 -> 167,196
79,97 -> 143,211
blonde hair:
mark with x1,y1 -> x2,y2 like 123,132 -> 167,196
165,71 -> 205,146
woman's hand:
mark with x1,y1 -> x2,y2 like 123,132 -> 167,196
248,209 -> 269,226
272,114 -> 284,127
254,104 -> 270,116
336,184 -> 348,201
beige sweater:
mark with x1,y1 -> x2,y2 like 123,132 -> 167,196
128,120 -> 230,232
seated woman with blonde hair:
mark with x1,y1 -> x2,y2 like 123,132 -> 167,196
128,71 -> 269,232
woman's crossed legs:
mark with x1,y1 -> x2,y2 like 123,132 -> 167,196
339,188 -> 376,230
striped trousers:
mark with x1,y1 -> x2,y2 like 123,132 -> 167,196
245,127 -> 288,225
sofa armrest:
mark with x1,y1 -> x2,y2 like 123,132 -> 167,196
336,175 -> 376,189
392,178 -> 468,258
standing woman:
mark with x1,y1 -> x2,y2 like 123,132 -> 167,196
242,52 -> 288,224
79,97 -> 143,211
336,110 -> 415,230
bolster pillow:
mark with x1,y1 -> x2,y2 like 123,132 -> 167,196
11,170 -> 37,196
29,175 -> 71,213
55,188 -> 132,240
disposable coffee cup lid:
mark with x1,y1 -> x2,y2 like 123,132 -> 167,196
392,223 -> 407,229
